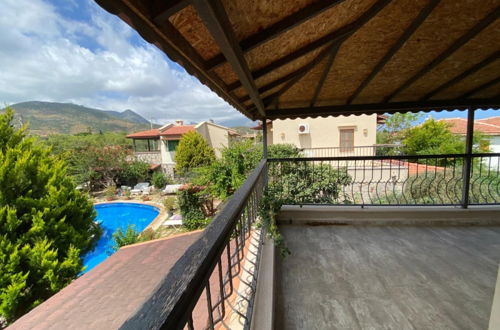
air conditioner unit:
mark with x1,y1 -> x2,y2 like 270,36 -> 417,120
298,123 -> 310,134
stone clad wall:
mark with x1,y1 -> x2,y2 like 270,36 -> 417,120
134,152 -> 161,164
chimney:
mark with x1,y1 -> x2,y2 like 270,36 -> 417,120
175,120 -> 184,126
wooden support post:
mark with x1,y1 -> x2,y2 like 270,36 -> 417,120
461,108 -> 475,208
147,139 -> 151,152
133,139 -> 136,152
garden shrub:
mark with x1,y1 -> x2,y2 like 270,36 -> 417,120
194,142 -> 302,201
111,225 -> 159,251
177,185 -> 211,230
269,162 -> 352,204
151,171 -> 171,189
120,160 -> 150,186
163,196 -> 177,213
112,225 -> 141,251
175,131 -> 215,175
0,108 -> 100,323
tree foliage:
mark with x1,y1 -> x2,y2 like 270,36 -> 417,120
403,119 -> 465,156
45,133 -> 150,190
175,131 -> 215,175
377,112 -> 422,145
151,171 -> 171,189
268,162 -> 352,204
0,108 -> 100,323
177,185 -> 212,230
194,142 -> 301,200
44,132 -> 149,189
111,226 -> 160,251
119,160 -> 150,186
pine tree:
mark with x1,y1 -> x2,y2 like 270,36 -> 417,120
0,108 -> 100,324
174,131 -> 215,175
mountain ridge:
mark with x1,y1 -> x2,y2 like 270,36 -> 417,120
5,101 -> 154,135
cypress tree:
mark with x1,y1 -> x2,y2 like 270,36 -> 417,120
0,108 -> 100,324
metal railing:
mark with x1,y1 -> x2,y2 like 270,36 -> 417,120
268,153 -> 500,206
300,144 -> 402,157
123,160 -> 266,329
122,154 -> 498,329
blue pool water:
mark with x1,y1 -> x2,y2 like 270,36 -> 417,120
82,203 -> 159,273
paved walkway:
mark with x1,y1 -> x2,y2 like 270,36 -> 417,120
276,225 -> 500,329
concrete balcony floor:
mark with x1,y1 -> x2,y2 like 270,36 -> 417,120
275,224 -> 500,329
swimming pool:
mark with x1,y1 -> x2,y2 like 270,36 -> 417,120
82,203 -> 160,273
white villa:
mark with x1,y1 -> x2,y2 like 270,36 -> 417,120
254,114 -> 386,157
127,120 -> 238,175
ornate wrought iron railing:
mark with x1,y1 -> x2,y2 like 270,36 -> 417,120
300,144 -> 402,157
268,153 -> 500,207
122,160 -> 266,330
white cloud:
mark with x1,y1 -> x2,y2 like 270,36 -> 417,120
0,0 -> 251,126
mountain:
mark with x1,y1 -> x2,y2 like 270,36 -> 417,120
5,101 -> 154,136
232,126 -> 256,135
104,109 -> 150,124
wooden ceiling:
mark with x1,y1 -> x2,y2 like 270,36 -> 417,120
95,0 -> 500,120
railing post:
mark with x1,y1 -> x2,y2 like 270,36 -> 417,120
262,118 -> 268,159
461,108 -> 475,208
262,118 -> 269,185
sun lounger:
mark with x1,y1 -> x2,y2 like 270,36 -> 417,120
162,184 -> 183,194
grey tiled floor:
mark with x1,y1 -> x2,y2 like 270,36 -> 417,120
276,225 -> 500,330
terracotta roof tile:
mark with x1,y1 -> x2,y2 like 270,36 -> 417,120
126,129 -> 160,139
477,116 -> 500,127
9,231 -> 202,330
438,118 -> 500,135
160,125 -> 195,136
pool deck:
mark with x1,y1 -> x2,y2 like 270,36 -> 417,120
276,225 -> 500,329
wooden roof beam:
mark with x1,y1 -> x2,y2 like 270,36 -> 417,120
347,0 -> 441,104
193,0 -> 266,117
206,0 -> 347,70
151,0 -> 190,24
268,41 -> 343,108
265,98 -> 500,119
237,42 -> 341,104
228,0 -> 391,93
95,0 -> 255,120
421,51 -> 500,100
461,76 -> 500,99
310,47 -> 338,107
385,6 -> 500,102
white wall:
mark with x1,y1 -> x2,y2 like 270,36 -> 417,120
160,139 -> 175,164
196,122 -> 231,158
271,115 -> 377,150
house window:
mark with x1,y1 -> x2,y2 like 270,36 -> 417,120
339,128 -> 354,152
167,140 -> 180,152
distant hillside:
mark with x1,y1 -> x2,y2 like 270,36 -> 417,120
5,101 -> 155,136
232,126 -> 256,135
104,109 -> 150,124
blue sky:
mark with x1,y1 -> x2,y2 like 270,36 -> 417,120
0,0 -> 496,127
0,0 -> 251,126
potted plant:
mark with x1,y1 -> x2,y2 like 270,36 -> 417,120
124,190 -> 131,200
105,185 -> 117,201
163,196 -> 177,217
